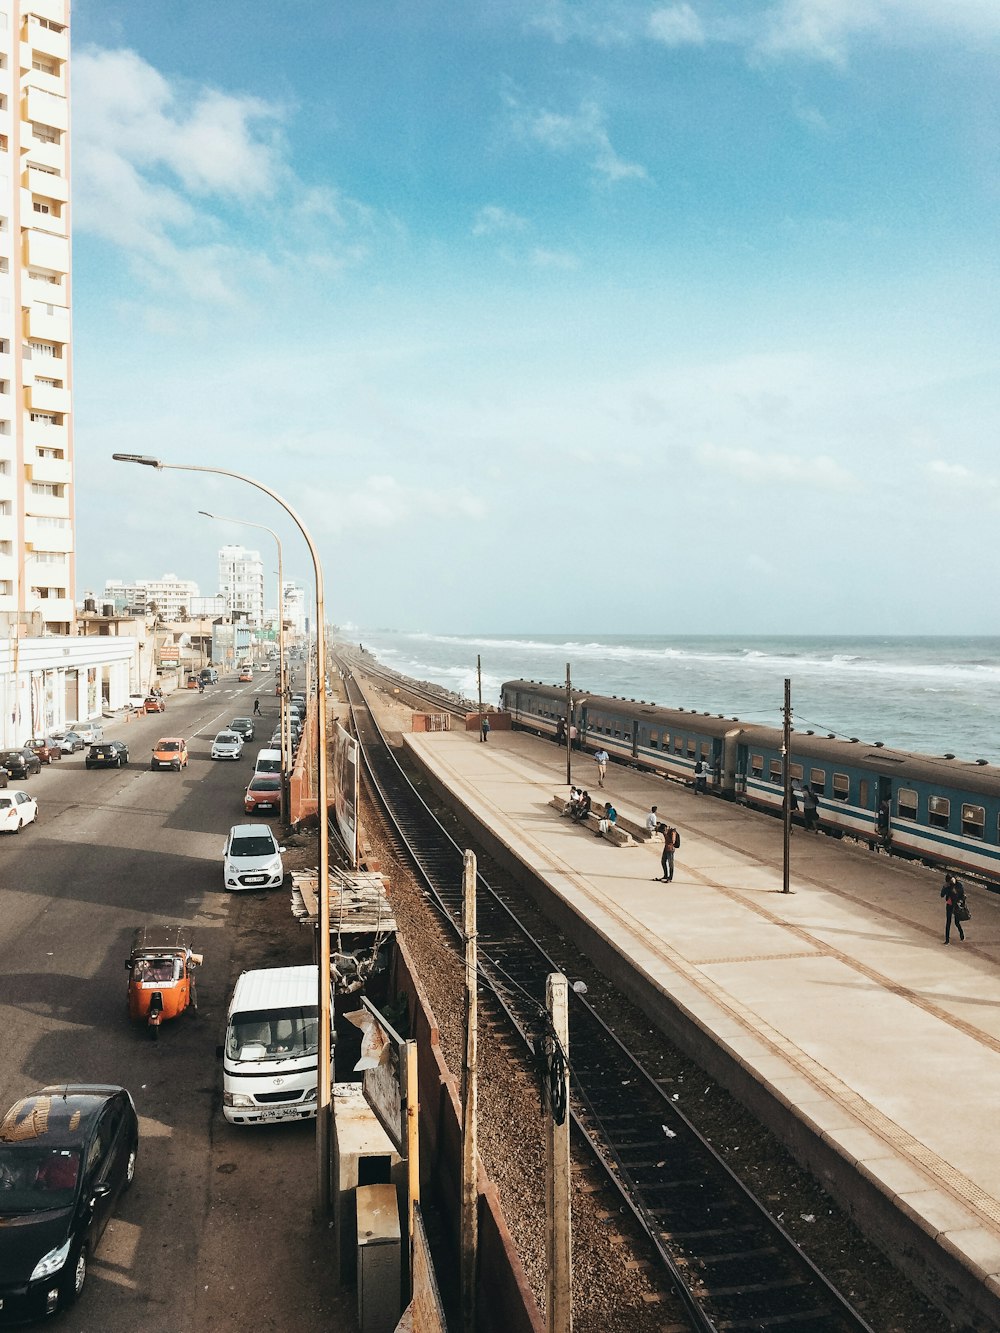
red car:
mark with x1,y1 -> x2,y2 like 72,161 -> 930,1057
144,695 -> 166,713
23,737 -> 63,764
244,774 -> 281,815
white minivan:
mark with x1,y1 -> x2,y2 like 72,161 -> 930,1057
254,747 -> 282,775
221,966 -> 323,1125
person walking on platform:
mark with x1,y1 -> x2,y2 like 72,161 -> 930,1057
645,805 -> 659,839
658,825 -> 680,881
597,801 -> 617,838
594,747 -> 609,788
480,714 -> 490,743
941,873 -> 968,944
802,786 -> 819,832
569,723 -> 579,750
555,717 -> 566,747
693,759 -> 707,793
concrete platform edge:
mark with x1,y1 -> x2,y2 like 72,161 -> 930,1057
403,733 -> 1000,1331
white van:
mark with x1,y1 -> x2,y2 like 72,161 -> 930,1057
254,747 -> 282,775
221,966 -> 323,1125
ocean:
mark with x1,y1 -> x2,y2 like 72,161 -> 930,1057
343,630 -> 1000,765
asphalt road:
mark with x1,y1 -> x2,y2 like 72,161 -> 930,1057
0,679 -> 356,1332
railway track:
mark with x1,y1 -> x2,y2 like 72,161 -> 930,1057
343,668 -> 878,1333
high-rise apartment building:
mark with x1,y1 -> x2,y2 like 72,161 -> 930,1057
0,1 -> 73,637
218,544 -> 264,627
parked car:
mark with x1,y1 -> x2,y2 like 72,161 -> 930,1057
150,738 -> 188,771
143,695 -> 166,714
0,1085 -> 138,1321
127,693 -> 147,711
0,748 -> 42,780
229,717 -> 255,743
244,774 -> 281,815
24,737 -> 63,764
211,731 -> 244,761
0,768 -> 8,789
55,732 -> 85,754
85,741 -> 129,769
222,823 -> 285,890
0,789 -> 38,832
67,722 -> 104,745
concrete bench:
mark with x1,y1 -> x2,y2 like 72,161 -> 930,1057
550,796 -> 636,847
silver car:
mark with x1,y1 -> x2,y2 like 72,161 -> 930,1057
211,730 -> 244,761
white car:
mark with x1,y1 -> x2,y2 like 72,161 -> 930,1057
0,790 -> 38,833
68,721 -> 104,745
211,730 -> 244,761
223,824 -> 285,891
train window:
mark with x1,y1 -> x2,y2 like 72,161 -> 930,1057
809,768 -> 826,796
751,754 -> 764,779
898,789 -> 918,821
769,759 -> 782,784
962,804 -> 985,839
687,740 -> 697,758
789,762 -> 803,783
928,795 -> 950,830
832,773 -> 850,802
674,737 -> 683,755
700,742 -> 711,760
859,779 -> 869,808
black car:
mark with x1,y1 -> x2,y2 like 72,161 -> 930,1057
0,749 -> 42,780
85,741 -> 129,769
0,1085 -> 139,1322
229,717 -> 255,743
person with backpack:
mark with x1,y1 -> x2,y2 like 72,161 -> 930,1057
941,873 -> 968,944
658,825 -> 680,881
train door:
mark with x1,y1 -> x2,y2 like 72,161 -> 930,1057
720,728 -> 744,799
876,775 -> 892,841
733,740 -> 748,799
577,701 -> 589,747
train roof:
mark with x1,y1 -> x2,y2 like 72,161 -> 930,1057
501,679 -> 1000,796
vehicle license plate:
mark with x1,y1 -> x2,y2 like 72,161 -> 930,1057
254,1108 -> 290,1122
258,801 -> 276,810
243,875 -> 267,885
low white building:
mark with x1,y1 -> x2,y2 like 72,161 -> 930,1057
0,633 -> 137,745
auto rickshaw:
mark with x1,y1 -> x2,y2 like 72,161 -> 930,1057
126,926 -> 203,1040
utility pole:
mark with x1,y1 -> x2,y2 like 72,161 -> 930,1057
461,850 -> 479,1333
545,973 -> 572,1333
782,677 -> 792,895
564,663 -> 572,785
477,654 -> 484,740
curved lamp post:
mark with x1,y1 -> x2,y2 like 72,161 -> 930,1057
198,510 -> 291,823
113,453 -> 334,1214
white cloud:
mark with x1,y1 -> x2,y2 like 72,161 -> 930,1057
472,205 -> 530,237
530,248 -> 581,269
648,4 -> 707,46
310,476 -> 488,534
506,93 -> 649,183
695,441 -> 859,491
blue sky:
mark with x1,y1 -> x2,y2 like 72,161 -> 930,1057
72,1 -> 1000,634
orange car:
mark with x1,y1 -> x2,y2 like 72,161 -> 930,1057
144,694 -> 166,713
151,737 -> 188,771
238,670 -> 253,683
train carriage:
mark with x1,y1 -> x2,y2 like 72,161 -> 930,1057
501,679 -> 1000,887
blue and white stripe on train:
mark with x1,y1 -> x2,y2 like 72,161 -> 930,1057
500,679 -> 1000,887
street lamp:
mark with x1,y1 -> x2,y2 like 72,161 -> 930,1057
113,453 -> 334,1214
199,510 -> 291,824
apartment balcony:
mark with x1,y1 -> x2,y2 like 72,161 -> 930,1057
24,419 -> 67,453
21,0 -> 67,28
22,140 -> 63,173
22,273 -> 65,307
23,228 -> 67,273
25,380 -> 69,414
35,594 -> 73,623
23,490 -> 68,520
21,68 -> 64,100
24,165 -> 67,202
0,352 -> 12,381
24,516 -> 71,552
24,301 -> 69,343
24,21 -> 68,63
21,193 -> 66,234
23,85 -> 67,132
26,455 -> 70,485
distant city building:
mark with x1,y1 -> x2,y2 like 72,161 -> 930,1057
282,582 -> 306,638
103,574 -> 201,620
190,594 -> 226,619
0,1 -> 74,639
219,544 -> 264,627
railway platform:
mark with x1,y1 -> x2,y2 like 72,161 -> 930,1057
400,722 -> 1000,1329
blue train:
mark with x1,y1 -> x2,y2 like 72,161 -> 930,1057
500,679 -> 1000,887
